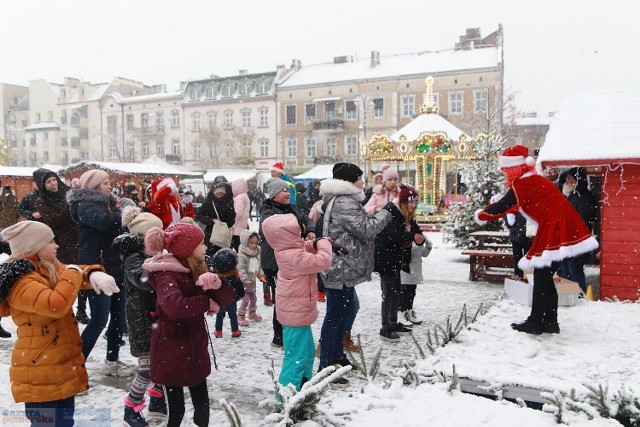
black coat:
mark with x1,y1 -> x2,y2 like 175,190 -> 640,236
112,233 -> 156,357
259,199 -> 314,271
18,191 -> 42,221
558,167 -> 598,230
374,205 -> 422,275
195,184 -> 236,248
67,188 -> 123,284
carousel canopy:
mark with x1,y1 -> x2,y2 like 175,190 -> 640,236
390,112 -> 468,143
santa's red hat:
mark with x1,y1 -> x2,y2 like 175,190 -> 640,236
270,161 -> 285,175
499,145 -> 535,168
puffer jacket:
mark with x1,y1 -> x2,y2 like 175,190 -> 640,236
143,253 -> 215,387
112,233 -> 155,357
231,179 -> 250,236
0,255 -> 102,403
237,231 -> 263,293
363,186 -> 399,215
259,199 -> 315,271
318,178 -> 392,289
261,214 -> 332,327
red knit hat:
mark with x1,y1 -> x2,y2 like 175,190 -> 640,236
145,223 -> 204,259
499,145 -> 535,168
398,184 -> 419,203
270,161 -> 285,175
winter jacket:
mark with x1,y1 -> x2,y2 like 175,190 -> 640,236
231,179 -> 250,237
18,191 -> 41,221
400,240 -> 432,285
196,184 -> 236,246
112,233 -> 155,357
309,179 -> 322,206
67,188 -> 124,285
295,182 -> 310,215
259,199 -> 315,271
261,214 -> 332,327
0,192 -> 19,229
35,169 -> 79,264
148,180 -> 185,229
558,167 -> 598,231
0,255 -> 102,403
363,186 -> 399,215
318,178 -> 392,289
237,231 -> 264,294
281,173 -> 297,205
143,253 -> 213,387
374,204 -> 423,275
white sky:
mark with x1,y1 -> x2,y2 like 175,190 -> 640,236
1,0 -> 638,113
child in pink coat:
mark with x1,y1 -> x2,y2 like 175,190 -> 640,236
364,164 -> 400,214
261,213 -> 333,391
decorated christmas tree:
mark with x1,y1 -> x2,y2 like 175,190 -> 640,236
443,133 -> 506,248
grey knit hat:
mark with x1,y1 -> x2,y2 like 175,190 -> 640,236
266,178 -> 289,199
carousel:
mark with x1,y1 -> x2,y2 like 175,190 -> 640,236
362,76 -> 478,209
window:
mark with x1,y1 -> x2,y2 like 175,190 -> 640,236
30,135 -> 37,145
79,128 -> 88,139
305,138 -> 316,157
141,113 -> 149,128
172,139 -> 180,155
372,98 -> 384,118
126,114 -> 134,130
171,110 -> 180,128
80,151 -> 89,160
156,111 -> 164,129
44,132 -> 49,141
71,137 -> 80,147
449,92 -> 463,114
239,82 -> 253,96
48,111 -> 53,121
194,142 -> 201,159
42,151 -> 49,162
256,81 -> 269,94
10,135 -> 16,147
107,116 -> 117,134
286,105 -> 296,125
9,115 -> 16,126
142,142 -> 150,157
260,139 -> 269,157
205,86 -> 215,98
325,101 -> 336,120
192,113 -> 201,131
326,136 -> 337,157
259,108 -> 268,126
60,89 -> 66,99
345,101 -> 356,120
22,114 -> 28,127
401,95 -> 415,117
221,83 -> 234,97
225,111 -> 233,125
62,152 -> 68,165
305,103 -> 316,123
157,142 -> 165,157
207,112 -> 216,129
127,140 -> 135,159
346,135 -> 357,156
109,143 -> 118,158
287,139 -> 297,157
242,110 -> 251,128
35,112 -> 41,122
474,90 -> 488,114
29,152 -> 37,165
190,86 -> 201,100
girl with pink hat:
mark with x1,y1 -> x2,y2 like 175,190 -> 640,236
364,164 -> 400,214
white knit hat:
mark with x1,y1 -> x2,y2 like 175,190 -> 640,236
1,221 -> 55,256
121,206 -> 163,235
79,169 -> 109,190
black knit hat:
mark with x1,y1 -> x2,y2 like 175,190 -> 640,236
208,248 -> 238,273
332,162 -> 363,183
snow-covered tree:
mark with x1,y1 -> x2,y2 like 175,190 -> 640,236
443,133 -> 506,248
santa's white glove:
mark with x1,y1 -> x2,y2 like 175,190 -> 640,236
89,272 -> 120,296
183,194 -> 193,204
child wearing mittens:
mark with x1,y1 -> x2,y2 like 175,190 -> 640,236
209,248 -> 245,338
399,233 -> 433,326
237,230 -> 266,326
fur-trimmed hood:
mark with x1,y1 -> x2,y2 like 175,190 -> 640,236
319,178 -> 364,199
67,188 -> 118,206
112,233 -> 145,257
0,258 -> 36,303
142,252 -> 191,273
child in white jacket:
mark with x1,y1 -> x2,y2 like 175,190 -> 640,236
237,230 -> 266,326
399,233 -> 433,325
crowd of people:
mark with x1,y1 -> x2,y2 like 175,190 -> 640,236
0,148 -> 600,425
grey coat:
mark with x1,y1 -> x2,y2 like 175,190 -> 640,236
319,178 -> 392,289
399,239 -> 433,285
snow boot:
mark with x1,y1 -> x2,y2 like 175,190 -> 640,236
542,323 -> 560,334
75,310 -> 90,325
249,310 -> 262,322
238,313 -> 249,327
231,330 -> 242,338
317,291 -> 326,302
264,293 -> 273,306
398,311 -> 413,327
405,309 -> 423,325
392,323 -> 412,336
343,332 -> 360,352
123,396 -> 148,427
379,325 -> 400,343
147,387 -> 167,419
511,319 -> 543,335
214,330 -> 223,338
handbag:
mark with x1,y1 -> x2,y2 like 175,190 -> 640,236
209,201 -> 232,248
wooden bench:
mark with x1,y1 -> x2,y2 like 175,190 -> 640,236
483,243 -> 513,250
461,250 -> 515,282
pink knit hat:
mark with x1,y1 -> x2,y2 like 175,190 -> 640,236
381,164 -> 399,182
79,169 -> 109,190
144,223 -> 204,259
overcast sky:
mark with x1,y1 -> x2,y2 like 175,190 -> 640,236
1,0 -> 638,114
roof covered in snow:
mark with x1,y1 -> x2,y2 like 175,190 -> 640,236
391,112 -> 468,142
538,89 -> 640,166
280,47 -> 501,88
0,164 -> 64,177
60,160 -> 198,177
294,164 -> 335,180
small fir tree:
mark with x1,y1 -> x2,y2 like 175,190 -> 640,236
443,133 -> 506,248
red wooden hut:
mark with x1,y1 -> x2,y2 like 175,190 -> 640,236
538,89 -> 640,301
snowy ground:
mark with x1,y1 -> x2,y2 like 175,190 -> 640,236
0,224 -> 635,426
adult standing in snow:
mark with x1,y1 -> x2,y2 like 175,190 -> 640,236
475,145 -> 599,334
364,164 -> 399,214
374,184 -> 425,342
231,178 -> 250,252
318,163 -> 392,380
196,176 -> 236,257
259,177 -> 315,347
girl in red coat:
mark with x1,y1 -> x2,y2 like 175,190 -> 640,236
475,145 -> 599,335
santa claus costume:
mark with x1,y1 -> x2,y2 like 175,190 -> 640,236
148,178 -> 185,229
475,145 -> 598,335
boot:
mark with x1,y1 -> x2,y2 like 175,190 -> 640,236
398,311 -> 413,327
75,310 -> 90,325
231,330 -> 242,338
249,310 -> 262,322
343,332 -> 360,352
0,323 -> 12,338
391,322 -> 412,336
510,319 -> 543,335
238,313 -> 249,327
264,293 -> 273,306
405,309 -> 423,325
317,291 -> 326,302
147,386 -> 167,419
123,396 -> 148,427
379,325 -> 400,343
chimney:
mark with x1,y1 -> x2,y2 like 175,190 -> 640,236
370,51 -> 380,68
239,69 -> 248,76
334,55 -> 348,64
291,59 -> 302,71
